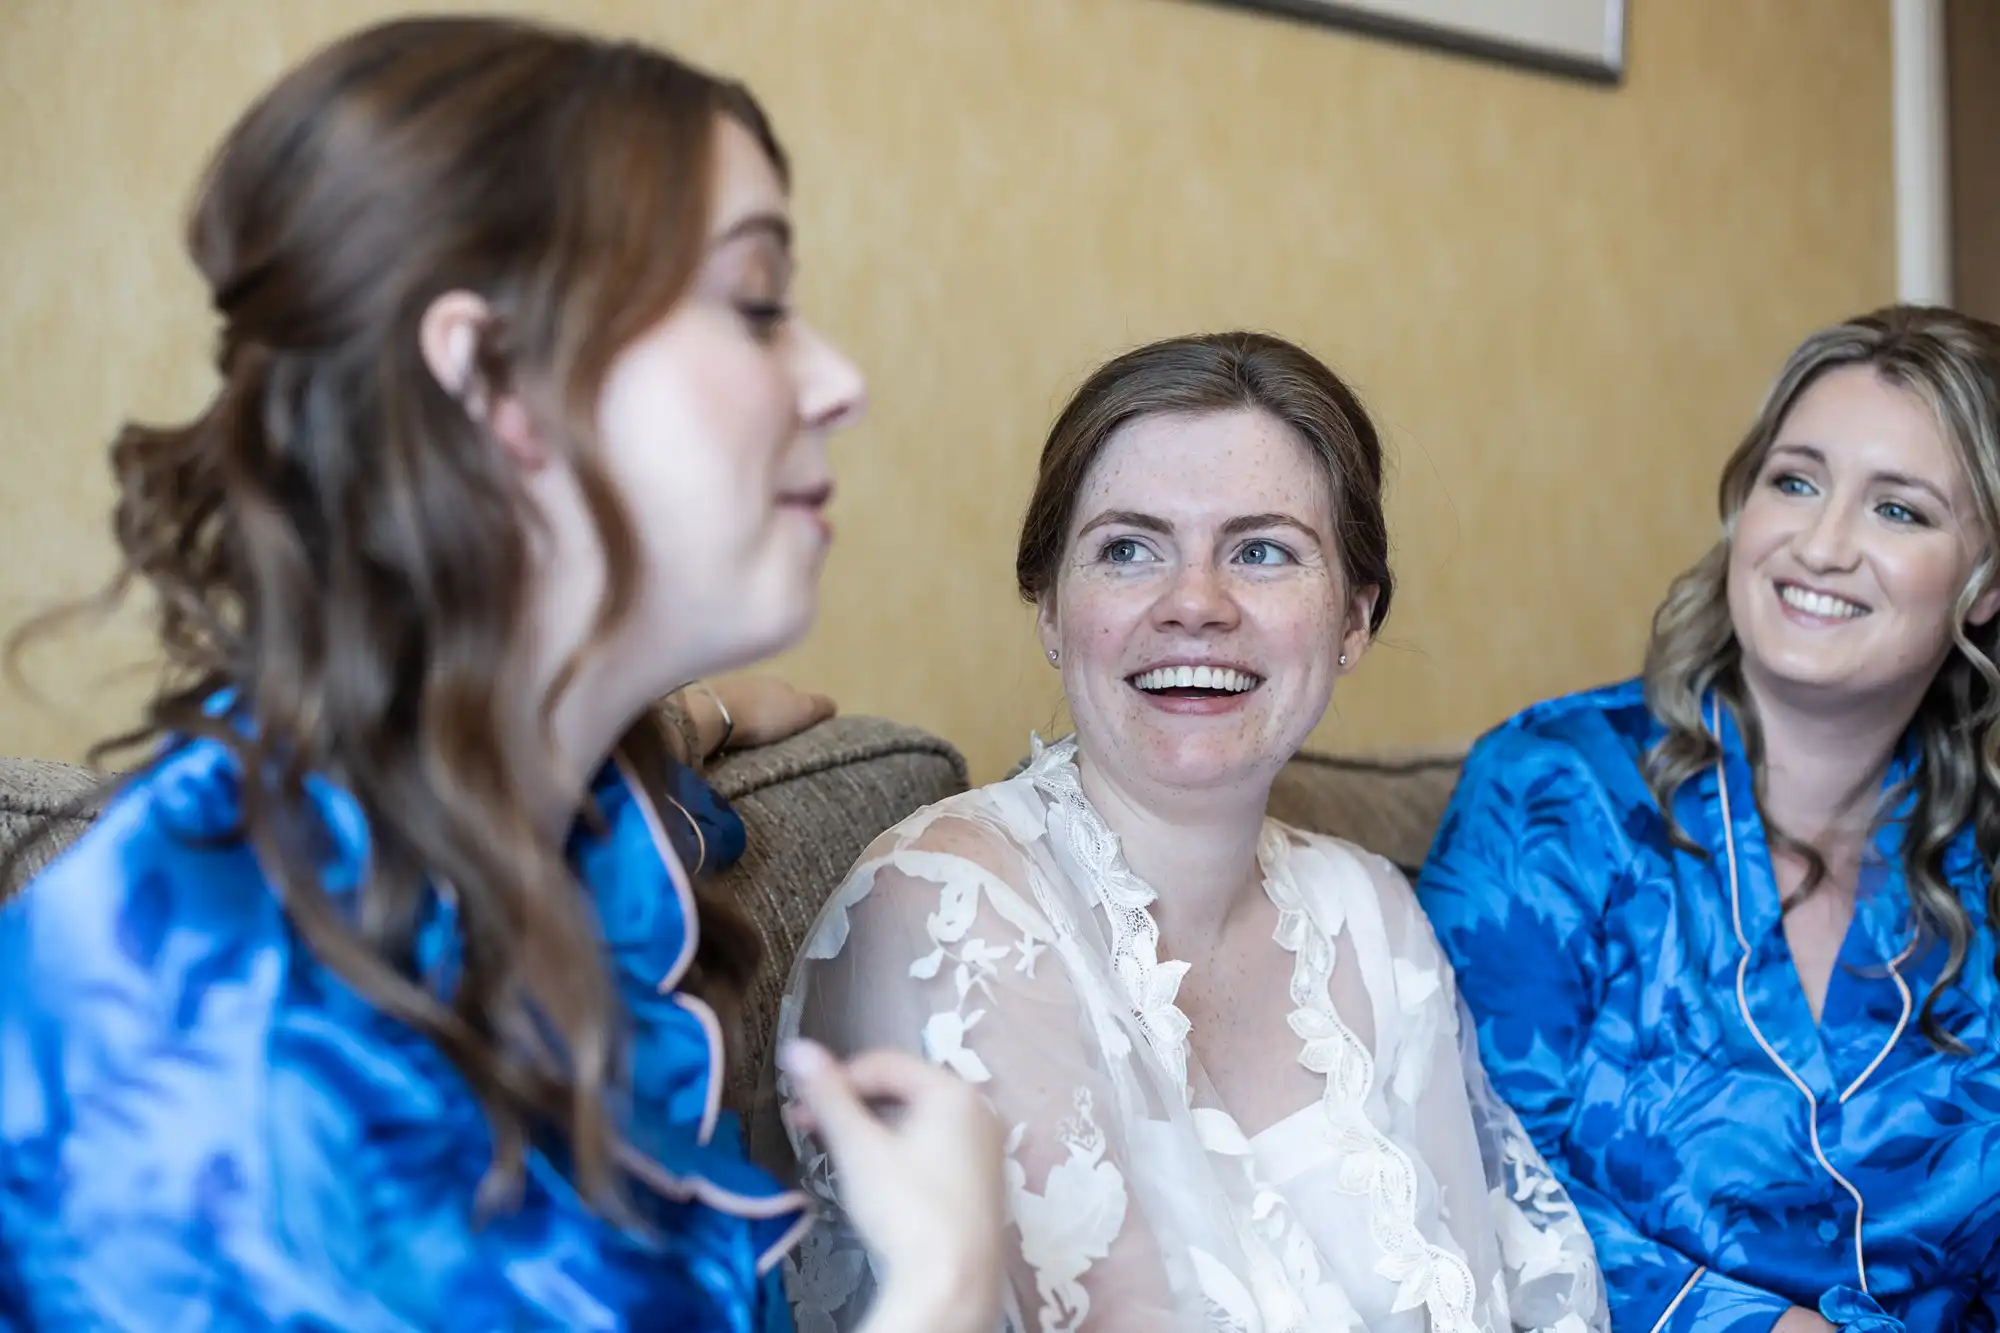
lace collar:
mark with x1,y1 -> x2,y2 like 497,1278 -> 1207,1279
1018,736 -> 1479,1329
1023,736 -> 1197,1089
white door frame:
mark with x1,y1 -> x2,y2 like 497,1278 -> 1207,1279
1894,0 -> 1953,304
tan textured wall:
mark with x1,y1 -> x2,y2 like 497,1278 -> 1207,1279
0,0 -> 1893,781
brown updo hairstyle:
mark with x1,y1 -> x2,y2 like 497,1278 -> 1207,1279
1016,330 -> 1394,631
4,16 -> 780,1216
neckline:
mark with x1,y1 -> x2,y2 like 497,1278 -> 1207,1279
1026,741 -> 1481,1329
1700,692 -> 1927,954
1706,698 -> 1917,1104
1247,1099 -> 1323,1149
1024,735 -> 1277,1097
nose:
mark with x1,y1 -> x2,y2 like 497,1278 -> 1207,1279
796,321 -> 867,433
1151,557 -> 1240,635
1792,495 -> 1862,573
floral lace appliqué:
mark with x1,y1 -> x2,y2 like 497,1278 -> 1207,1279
1025,738 -> 1195,1091
1006,1088 -> 1129,1333
1263,831 -> 1481,1333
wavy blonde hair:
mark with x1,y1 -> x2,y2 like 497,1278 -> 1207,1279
1643,305 -> 2000,1049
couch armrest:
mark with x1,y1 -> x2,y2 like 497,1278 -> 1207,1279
705,715 -> 967,1114
0,756 -> 105,898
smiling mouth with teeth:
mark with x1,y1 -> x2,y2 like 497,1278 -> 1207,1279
1777,582 -> 1869,620
1128,665 -> 1263,697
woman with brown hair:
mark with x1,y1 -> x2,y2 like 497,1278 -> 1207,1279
0,16 -> 1002,1332
773,332 -> 1607,1332
1419,306 -> 2000,1332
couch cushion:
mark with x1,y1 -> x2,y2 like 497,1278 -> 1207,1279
0,755 -> 105,896
1003,743 -> 1468,879
1267,748 -> 1465,877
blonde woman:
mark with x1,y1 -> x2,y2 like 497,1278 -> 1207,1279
1420,306 -> 2000,1333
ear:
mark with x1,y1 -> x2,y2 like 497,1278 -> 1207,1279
1970,572 -> 2000,629
418,289 -> 548,469
1036,593 -> 1061,665
1338,584 -> 1379,673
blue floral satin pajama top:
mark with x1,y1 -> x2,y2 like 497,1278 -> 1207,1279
0,732 -> 802,1332
1418,680 -> 2000,1333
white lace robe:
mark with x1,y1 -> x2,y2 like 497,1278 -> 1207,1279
768,738 -> 1607,1333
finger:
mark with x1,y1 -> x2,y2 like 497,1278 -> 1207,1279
770,695 -> 833,741
778,1039 -> 889,1161
780,1099 -> 819,1139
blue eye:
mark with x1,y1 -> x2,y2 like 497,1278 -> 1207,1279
1236,540 -> 1295,567
1772,474 -> 1815,497
1101,538 -> 1151,564
1877,499 -> 1926,526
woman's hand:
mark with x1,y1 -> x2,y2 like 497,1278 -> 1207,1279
680,676 -> 836,759
780,1040 -> 1005,1333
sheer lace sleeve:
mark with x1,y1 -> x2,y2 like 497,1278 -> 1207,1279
773,804 -> 1208,1333
1354,845 -> 1609,1333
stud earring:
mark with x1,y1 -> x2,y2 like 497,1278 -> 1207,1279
1339,654 -> 1348,666
1047,648 -> 1060,664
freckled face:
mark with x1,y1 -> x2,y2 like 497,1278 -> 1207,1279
1039,408 -> 1375,793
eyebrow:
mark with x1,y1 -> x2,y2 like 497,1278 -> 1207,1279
1770,442 -> 1954,511
710,211 -> 793,251
1077,510 -> 1171,538
1074,509 -> 1325,543
1221,512 -> 1324,543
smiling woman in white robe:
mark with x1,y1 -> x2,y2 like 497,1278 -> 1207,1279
769,332 -> 1608,1333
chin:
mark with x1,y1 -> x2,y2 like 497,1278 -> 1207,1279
740,602 -> 818,671
685,592 -> 818,683
1741,644 -> 1870,698
1145,736 -> 1281,792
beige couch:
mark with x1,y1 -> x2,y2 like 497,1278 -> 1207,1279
0,717 -> 1465,1114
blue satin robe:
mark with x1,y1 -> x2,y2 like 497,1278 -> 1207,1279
0,734 -> 802,1331
1418,681 -> 2000,1333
